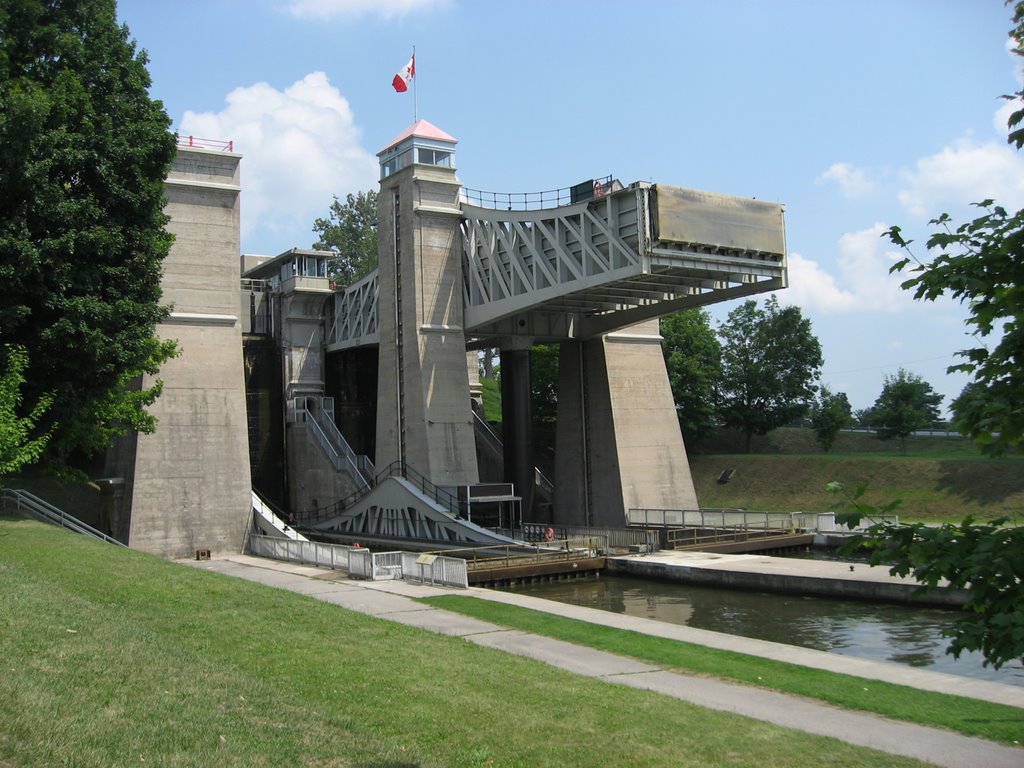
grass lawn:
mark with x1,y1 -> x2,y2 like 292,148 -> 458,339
0,516 -> 938,768
421,595 -> 1024,746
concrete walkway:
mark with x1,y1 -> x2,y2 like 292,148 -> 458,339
183,554 -> 1024,768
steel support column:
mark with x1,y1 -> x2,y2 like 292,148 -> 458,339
500,347 -> 536,521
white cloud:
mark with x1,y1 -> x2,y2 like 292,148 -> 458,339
897,137 -> 1024,217
778,224 -> 911,314
817,162 -> 875,199
286,0 -> 451,20
180,72 -> 378,254
779,252 -> 857,312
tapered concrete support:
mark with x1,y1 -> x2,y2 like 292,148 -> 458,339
500,347 -> 535,520
106,146 -> 253,558
554,320 -> 698,526
374,123 -> 479,486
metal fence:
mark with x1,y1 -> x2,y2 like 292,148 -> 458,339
401,552 -> 469,588
248,534 -> 468,588
349,549 -> 403,580
521,522 -> 654,552
627,508 -> 898,533
249,535 -> 351,567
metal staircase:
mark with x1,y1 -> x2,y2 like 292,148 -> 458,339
293,397 -> 374,491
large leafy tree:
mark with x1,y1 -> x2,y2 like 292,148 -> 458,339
0,345 -> 52,476
834,1 -> 1024,671
312,190 -> 379,286
660,309 -> 721,444
0,0 -> 178,470
864,369 -> 943,454
809,385 -> 852,453
718,296 -> 823,452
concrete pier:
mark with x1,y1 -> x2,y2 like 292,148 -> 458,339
608,551 -> 971,608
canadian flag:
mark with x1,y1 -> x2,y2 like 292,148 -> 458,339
392,53 -> 415,93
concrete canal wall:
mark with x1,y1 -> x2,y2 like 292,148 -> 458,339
608,551 -> 971,608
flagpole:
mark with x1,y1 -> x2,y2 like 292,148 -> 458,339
413,45 -> 418,122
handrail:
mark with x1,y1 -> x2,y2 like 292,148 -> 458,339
305,413 -> 344,471
472,411 -> 553,495
176,134 -> 234,152
0,488 -> 125,546
295,400 -> 374,491
308,406 -> 373,490
461,175 -> 614,211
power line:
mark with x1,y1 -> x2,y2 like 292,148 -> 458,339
823,353 -> 960,377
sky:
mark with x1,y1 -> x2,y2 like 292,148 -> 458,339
117,0 -> 1024,416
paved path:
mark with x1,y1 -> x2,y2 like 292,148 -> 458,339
184,554 -> 1024,768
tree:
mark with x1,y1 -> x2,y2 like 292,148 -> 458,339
865,369 -> 943,454
809,386 -> 852,453
0,345 -> 52,476
830,483 -> 1024,670
312,190 -> 379,285
832,1 -> 1024,671
0,0 -> 178,470
530,344 -> 559,425
660,309 -> 721,444
718,296 -> 823,452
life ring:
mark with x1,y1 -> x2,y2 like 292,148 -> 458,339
544,527 -> 556,542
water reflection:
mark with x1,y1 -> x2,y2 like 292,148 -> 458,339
502,574 -> 1024,686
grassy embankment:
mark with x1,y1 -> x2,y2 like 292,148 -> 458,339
481,377 -> 1023,521
0,516 -> 937,768
690,428 -> 1024,521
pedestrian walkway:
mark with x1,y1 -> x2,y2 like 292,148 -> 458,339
183,554 -> 1024,768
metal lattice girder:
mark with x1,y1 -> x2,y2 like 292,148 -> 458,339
461,182 -> 787,341
312,477 -> 520,546
325,270 -> 379,351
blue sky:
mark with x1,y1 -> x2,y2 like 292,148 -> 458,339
117,0 -> 1024,415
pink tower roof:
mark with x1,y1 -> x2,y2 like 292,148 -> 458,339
378,119 -> 458,155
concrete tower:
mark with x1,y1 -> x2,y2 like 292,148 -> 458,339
374,121 -> 479,486
103,143 -> 253,558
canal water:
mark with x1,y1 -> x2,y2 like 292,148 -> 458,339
501,573 -> 1024,687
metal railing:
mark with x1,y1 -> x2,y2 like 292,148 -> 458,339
665,527 -> 798,550
521,522 -> 653,552
430,542 -> 601,572
400,552 -> 468,587
249,534 -> 351,567
251,491 -> 307,541
473,413 -> 554,497
349,548 -> 403,580
0,488 -> 125,547
461,175 -> 614,211
293,399 -> 374,491
176,134 -> 234,152
247,534 -> 469,588
628,508 -> 899,535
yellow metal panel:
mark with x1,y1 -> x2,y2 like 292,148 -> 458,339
652,185 -> 785,255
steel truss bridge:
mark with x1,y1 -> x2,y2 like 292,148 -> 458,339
326,181 -> 786,351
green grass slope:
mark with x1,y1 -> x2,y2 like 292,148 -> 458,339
0,516 -> 931,768
690,438 -> 1024,521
